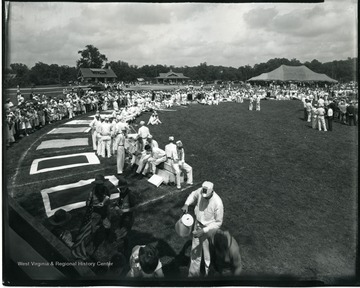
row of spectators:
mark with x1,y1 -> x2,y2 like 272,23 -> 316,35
4,83 -> 358,147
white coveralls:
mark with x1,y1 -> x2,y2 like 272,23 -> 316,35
148,147 -> 167,174
317,107 -> 327,131
165,142 -> 181,189
184,188 -> 224,277
100,122 -> 112,158
177,147 -> 193,185
96,121 -> 103,155
117,132 -> 126,174
89,117 -> 99,150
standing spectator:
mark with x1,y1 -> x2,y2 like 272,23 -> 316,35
311,105 -> 318,129
317,105 -> 327,132
346,101 -> 356,126
248,95 -> 254,111
255,94 -> 261,111
116,127 -> 127,175
176,140 -> 193,186
354,101 -> 358,124
305,99 -> 312,122
181,181 -> 224,277
327,104 -> 334,131
302,96 -> 308,121
338,99 -> 348,124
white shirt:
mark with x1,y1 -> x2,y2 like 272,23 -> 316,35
317,107 -> 325,117
165,142 -> 178,161
327,108 -> 333,117
151,147 -> 166,159
138,125 -> 150,139
146,139 -> 159,149
100,122 -> 112,136
185,188 -> 224,234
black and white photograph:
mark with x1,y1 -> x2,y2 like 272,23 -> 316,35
2,0 -> 358,286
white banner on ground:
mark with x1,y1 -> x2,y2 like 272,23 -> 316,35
36,138 -> 89,150
64,120 -> 93,125
47,127 -> 91,134
30,152 -> 100,175
41,175 -> 119,217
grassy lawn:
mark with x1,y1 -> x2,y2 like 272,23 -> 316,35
5,99 -> 358,284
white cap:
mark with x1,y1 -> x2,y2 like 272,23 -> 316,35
169,136 -> 174,141
140,121 -> 145,125
201,181 -> 214,197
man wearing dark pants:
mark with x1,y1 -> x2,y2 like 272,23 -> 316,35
346,102 -> 356,126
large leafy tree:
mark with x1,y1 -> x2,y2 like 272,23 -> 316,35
9,63 -> 31,86
76,45 -> 107,68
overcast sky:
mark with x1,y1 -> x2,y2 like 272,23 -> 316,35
5,1 -> 358,69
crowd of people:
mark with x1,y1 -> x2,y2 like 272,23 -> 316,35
6,81 -> 358,279
302,93 -> 357,131
5,82 -> 358,148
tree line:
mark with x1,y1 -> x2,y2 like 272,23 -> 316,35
4,44 -> 357,88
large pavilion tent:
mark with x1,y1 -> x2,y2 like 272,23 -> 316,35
247,65 -> 338,83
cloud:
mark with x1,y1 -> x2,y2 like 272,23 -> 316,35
244,7 -> 279,28
6,1 -> 357,69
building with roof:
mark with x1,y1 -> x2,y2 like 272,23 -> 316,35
77,68 -> 117,83
248,65 -> 338,83
156,70 -> 190,84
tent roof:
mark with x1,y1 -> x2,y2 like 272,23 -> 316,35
79,68 -> 117,78
248,65 -> 338,83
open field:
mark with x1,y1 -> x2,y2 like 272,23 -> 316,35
4,99 -> 358,284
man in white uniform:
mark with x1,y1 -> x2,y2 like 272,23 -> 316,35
165,136 -> 181,189
89,113 -> 100,150
96,116 -> 104,156
147,145 -> 167,175
100,117 -> 112,158
317,105 -> 327,131
145,135 -> 159,149
116,127 -> 127,174
181,181 -> 224,277
176,140 -> 193,186
137,121 -> 150,146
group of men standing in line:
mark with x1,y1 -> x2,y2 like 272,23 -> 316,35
303,96 -> 357,131
89,113 -> 193,190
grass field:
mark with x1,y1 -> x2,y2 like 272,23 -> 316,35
5,99 -> 358,284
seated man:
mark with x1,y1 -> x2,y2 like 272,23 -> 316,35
134,144 -> 152,177
147,145 -> 167,175
176,140 -> 193,187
